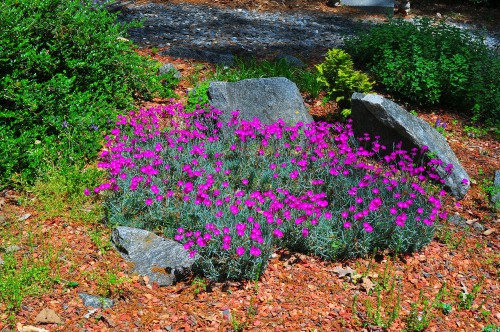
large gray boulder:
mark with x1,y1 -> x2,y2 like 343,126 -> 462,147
111,227 -> 195,286
351,93 -> 470,199
208,77 -> 313,128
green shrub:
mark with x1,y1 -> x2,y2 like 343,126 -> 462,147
0,0 -> 175,188
185,81 -> 211,113
345,18 -> 500,126
316,48 -> 374,114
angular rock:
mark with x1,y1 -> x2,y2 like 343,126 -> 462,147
208,77 -> 313,131
111,226 -> 195,286
78,293 -> 114,309
351,93 -> 470,199
159,47 -> 234,66
35,308 -> 62,324
158,63 -> 181,79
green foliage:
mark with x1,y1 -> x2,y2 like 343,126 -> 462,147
484,324 -> 500,332
457,277 -> 484,310
0,0 -> 175,188
185,81 -> 211,113
0,252 -> 57,312
316,48 -> 374,113
345,18 -> 500,126
406,284 -> 448,331
210,57 -> 324,98
30,164 -> 105,223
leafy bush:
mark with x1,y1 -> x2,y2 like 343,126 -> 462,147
0,0 -> 174,188
316,48 -> 374,113
89,104 -> 454,281
185,81 -> 211,113
345,18 -> 500,125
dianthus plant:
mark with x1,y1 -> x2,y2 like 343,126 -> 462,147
88,104 -> 454,281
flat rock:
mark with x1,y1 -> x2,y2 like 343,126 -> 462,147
78,293 -> 114,309
341,0 -> 394,13
351,93 -> 470,199
208,77 -> 313,131
35,308 -> 62,324
111,226 -> 195,286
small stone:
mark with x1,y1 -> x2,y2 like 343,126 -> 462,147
78,293 -> 114,309
448,215 -> 468,228
472,222 -> 485,232
436,272 -> 443,278
6,245 -> 21,253
422,272 -> 430,278
18,213 -> 31,221
35,308 -> 62,324
436,12 -> 442,18
83,308 -> 98,319
164,326 -> 172,331
158,63 -> 181,79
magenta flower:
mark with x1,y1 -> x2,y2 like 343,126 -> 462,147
236,247 -> 245,256
242,178 -> 249,185
363,222 -> 373,232
273,229 -> 284,238
145,198 -> 153,205
84,188 -> 90,196
302,228 -> 309,237
249,246 -> 261,257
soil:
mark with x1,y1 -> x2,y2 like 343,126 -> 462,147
1,1 -> 499,331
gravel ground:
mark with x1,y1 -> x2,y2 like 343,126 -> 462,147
102,1 -> 499,62
115,2 -> 373,61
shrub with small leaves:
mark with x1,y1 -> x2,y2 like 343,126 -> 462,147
345,18 -> 499,126
89,104 -> 455,281
0,0 -> 175,188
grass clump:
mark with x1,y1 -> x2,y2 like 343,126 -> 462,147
89,104 -> 455,281
209,57 -> 324,99
345,18 -> 500,126
0,0 -> 176,188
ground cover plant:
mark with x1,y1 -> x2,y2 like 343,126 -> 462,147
345,18 -> 500,127
88,104 -> 455,281
209,57 -> 323,99
0,0 -> 175,188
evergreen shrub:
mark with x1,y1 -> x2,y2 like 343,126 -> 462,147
316,49 -> 374,116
